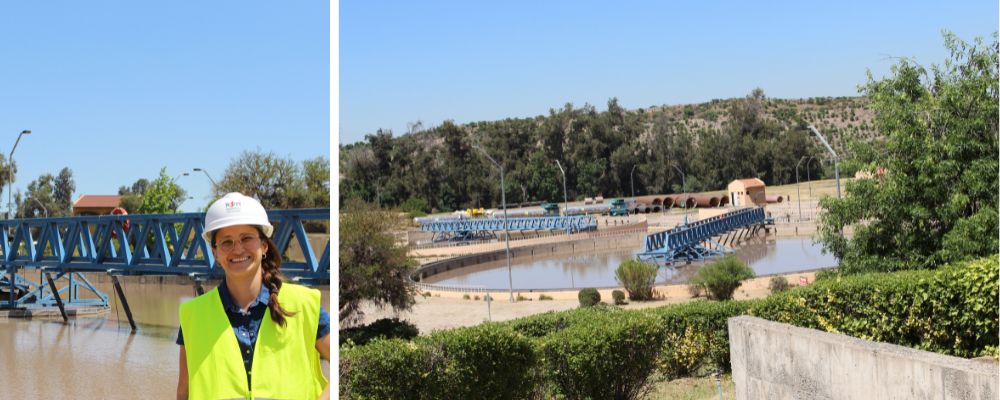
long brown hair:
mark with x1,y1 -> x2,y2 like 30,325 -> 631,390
213,226 -> 296,327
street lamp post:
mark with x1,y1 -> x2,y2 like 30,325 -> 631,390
807,125 -> 841,199
473,146 -> 514,303
669,164 -> 687,225
192,168 -> 217,187
630,164 -> 637,198
7,130 -> 31,219
554,160 -> 568,217
795,156 -> 807,221
30,197 -> 47,218
173,172 -> 189,182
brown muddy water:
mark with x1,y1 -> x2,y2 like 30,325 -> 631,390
0,273 -> 331,399
424,237 -> 838,290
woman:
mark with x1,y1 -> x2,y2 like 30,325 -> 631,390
176,192 -> 330,400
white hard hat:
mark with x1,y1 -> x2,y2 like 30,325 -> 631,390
202,192 -> 273,242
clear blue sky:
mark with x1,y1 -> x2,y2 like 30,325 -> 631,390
340,0 -> 998,145
0,2 -> 329,213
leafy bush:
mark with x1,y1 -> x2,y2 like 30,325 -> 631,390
690,256 -> 755,300
340,338 -> 442,400
649,300 -> 751,377
340,318 -> 419,346
538,294 -> 553,301
768,276 -> 790,293
430,324 -> 537,399
540,312 -> 666,400
341,324 -> 536,400
615,259 -> 658,301
578,288 -> 601,307
612,289 -> 627,305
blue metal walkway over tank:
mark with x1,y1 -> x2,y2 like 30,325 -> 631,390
638,207 -> 772,265
419,215 -> 598,242
1,209 -> 329,311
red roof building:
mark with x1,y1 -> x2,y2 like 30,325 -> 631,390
73,195 -> 123,216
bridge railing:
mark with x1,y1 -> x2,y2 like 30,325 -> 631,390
419,215 -> 597,234
0,208 -> 330,282
642,207 -> 766,254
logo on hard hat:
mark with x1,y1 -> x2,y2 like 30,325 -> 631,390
225,200 -> 242,213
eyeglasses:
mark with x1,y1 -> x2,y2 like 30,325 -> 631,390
215,235 -> 262,253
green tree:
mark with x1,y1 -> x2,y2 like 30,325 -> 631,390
339,199 -> 417,325
138,168 -> 179,214
216,149 -> 302,209
817,32 -> 999,274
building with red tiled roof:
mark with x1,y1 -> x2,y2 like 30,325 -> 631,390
73,195 -> 123,216
727,178 -> 767,207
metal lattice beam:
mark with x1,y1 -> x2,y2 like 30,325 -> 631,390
639,207 -> 771,265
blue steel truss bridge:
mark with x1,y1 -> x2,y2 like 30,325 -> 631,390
638,207 -> 773,266
0,209 -> 329,327
419,215 -> 598,242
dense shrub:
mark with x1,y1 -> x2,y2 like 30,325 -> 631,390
578,288 -> 601,307
340,338 -> 442,400
615,259 -> 658,300
341,324 -> 536,400
750,256 -> 998,358
768,276 -> 790,293
540,312 -> 666,400
690,256 -> 755,300
430,324 -> 537,399
339,318 -> 419,346
649,300 -> 751,377
612,289 -> 627,305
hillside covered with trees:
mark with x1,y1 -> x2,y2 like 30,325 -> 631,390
340,91 -> 879,213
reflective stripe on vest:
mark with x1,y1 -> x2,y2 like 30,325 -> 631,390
180,283 -> 328,400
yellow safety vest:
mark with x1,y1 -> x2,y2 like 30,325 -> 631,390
179,283 -> 328,400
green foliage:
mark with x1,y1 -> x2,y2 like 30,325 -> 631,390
539,311 -> 666,400
138,167 -> 179,214
750,256 -> 998,358
340,324 -> 537,400
818,32 -> 999,274
648,300 -> 750,378
216,149 -> 328,209
18,167 -> 75,218
400,196 -> 430,217
339,199 -> 417,324
339,90 -> 857,211
768,276 -> 790,293
429,324 -> 537,400
612,289 -> 627,305
615,259 -> 658,301
690,256 -> 755,300
339,318 -> 419,347
340,256 -> 998,396
578,288 -> 601,307
340,338 -> 436,400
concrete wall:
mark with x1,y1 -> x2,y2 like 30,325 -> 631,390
728,316 -> 998,400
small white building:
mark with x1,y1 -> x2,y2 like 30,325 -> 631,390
727,178 -> 767,207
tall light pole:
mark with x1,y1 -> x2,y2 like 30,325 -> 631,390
173,172 -> 189,182
30,197 -> 47,218
670,163 -> 687,225
8,130 -> 31,219
192,168 -> 217,187
473,145 -> 514,303
630,164 -> 637,198
807,125 -> 841,199
795,156 -> 807,221
554,160 -> 567,217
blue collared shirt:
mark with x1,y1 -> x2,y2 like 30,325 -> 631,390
176,281 -> 331,386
